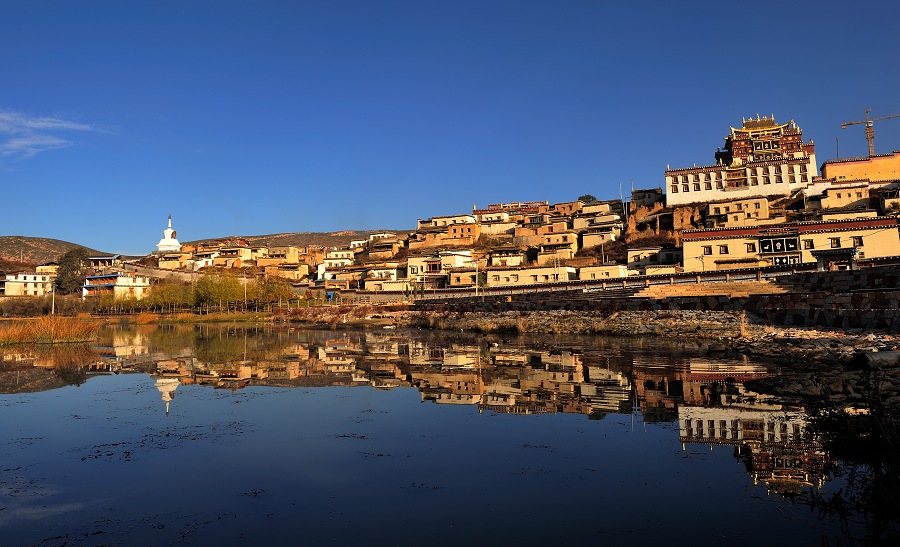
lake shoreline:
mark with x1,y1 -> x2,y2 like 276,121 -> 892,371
286,306 -> 900,409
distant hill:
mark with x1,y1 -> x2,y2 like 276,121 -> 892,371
0,229 -> 412,271
186,229 -> 411,249
0,236 -> 105,268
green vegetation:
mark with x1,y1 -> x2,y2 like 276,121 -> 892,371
92,273 -> 302,316
55,247 -> 90,295
0,274 -> 308,319
403,282 -> 426,300
476,271 -> 488,289
146,281 -> 194,313
0,295 -> 97,318
193,274 -> 243,311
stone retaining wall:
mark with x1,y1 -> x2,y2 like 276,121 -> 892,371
773,266 -> 900,293
634,280 -> 787,299
123,263 -> 200,283
412,265 -> 900,332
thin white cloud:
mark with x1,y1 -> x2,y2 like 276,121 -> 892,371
0,135 -> 71,159
0,111 -> 96,133
0,109 -> 101,161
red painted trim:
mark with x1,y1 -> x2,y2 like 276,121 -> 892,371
683,217 -> 897,240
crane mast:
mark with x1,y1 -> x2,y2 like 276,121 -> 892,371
841,108 -> 900,157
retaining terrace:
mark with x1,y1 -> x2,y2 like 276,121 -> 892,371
407,265 -> 900,332
343,263 -> 816,305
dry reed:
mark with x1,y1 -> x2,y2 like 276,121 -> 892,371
0,316 -> 102,345
113,312 -> 158,326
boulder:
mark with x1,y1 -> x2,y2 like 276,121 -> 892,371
852,350 -> 900,370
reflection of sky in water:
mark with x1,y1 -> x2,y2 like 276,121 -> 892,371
0,327 -> 867,545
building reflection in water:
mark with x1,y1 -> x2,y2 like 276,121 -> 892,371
632,353 -> 829,493
0,324 -> 828,496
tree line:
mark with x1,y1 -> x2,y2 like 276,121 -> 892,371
38,247 -> 303,315
106,274 -> 299,314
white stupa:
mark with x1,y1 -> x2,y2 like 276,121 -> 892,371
156,214 -> 182,253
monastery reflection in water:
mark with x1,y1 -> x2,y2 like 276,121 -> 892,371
0,325 -> 827,494
635,356 -> 827,493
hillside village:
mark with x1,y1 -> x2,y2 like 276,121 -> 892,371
3,115 -> 900,302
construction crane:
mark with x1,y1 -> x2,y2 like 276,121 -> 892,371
841,108 -> 900,157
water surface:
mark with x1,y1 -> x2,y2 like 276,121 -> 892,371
1,324 -> 892,545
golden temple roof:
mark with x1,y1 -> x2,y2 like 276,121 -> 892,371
730,114 -> 792,133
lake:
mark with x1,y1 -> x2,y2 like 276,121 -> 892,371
1,323 -> 894,545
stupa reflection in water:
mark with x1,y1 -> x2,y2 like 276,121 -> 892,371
155,377 -> 180,416
0,326 -> 831,497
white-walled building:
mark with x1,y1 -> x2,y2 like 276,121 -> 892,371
3,271 -> 56,297
578,264 -> 629,280
83,272 -> 151,300
681,217 -> 900,272
665,116 -> 817,207
323,248 -> 355,269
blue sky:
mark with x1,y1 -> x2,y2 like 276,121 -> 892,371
2,0 -> 899,255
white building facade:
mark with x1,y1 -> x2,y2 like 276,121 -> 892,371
665,116 -> 818,207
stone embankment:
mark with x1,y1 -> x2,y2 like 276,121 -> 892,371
396,308 -> 748,337
291,304 -> 896,365
404,308 -> 900,409
409,289 -> 900,332
289,305 -> 900,409
408,265 -> 900,331
288,265 -> 900,408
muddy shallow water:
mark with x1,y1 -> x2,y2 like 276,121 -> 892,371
0,324 -> 893,545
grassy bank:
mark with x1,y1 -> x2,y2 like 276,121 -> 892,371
87,311 -> 278,326
0,315 -> 102,345
288,304 -> 408,329
154,311 -> 276,324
